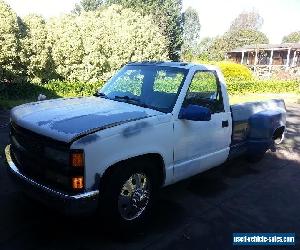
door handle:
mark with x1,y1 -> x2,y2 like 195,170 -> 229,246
222,120 -> 229,128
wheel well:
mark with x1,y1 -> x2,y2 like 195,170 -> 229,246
99,153 -> 165,193
273,126 -> 285,140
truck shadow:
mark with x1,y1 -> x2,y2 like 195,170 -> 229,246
2,147 -> 299,250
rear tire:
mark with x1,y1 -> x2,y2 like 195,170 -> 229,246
99,160 -> 158,228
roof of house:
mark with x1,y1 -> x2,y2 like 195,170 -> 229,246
229,43 -> 300,53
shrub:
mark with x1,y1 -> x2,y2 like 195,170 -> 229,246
0,3 -> 169,85
43,80 -> 104,97
0,80 -> 104,100
192,60 -> 253,81
1,78 -> 299,109
226,79 -> 300,95
20,14 -> 53,83
0,0 -> 26,83
46,5 -> 169,83
215,61 -> 253,81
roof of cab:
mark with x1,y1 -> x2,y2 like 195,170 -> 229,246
127,61 -> 215,70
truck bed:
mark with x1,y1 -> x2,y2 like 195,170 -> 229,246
229,99 -> 286,157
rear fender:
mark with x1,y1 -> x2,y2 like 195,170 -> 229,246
247,110 -> 285,155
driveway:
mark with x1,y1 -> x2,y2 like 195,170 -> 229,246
0,104 -> 299,250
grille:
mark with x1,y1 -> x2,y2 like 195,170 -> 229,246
10,122 -> 73,193
11,124 -> 44,155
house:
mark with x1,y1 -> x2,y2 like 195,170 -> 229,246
226,43 -> 300,78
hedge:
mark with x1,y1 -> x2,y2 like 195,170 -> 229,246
1,79 -> 299,107
0,2 -> 169,84
0,80 -> 104,100
215,61 -> 253,81
226,79 -> 300,95
192,60 -> 253,81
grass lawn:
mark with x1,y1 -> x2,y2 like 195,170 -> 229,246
229,93 -> 300,105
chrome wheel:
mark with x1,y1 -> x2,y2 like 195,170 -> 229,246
118,173 -> 150,221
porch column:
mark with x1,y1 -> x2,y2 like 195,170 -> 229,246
246,51 -> 250,64
254,49 -> 258,65
241,51 -> 245,64
292,50 -> 297,67
254,49 -> 258,73
268,49 -> 274,75
286,48 -> 291,71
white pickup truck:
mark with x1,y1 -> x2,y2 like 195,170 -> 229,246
5,62 -> 286,226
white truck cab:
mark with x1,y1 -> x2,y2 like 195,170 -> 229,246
5,62 -> 286,226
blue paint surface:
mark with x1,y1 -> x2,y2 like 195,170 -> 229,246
51,111 -> 148,134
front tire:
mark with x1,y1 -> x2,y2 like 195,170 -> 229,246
100,160 -> 158,228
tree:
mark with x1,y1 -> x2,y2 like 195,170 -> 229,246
204,36 -> 228,61
182,7 -> 201,58
47,15 -> 85,81
224,29 -> 269,51
196,37 -> 214,61
72,0 -> 102,14
79,5 -> 168,81
196,29 -> 269,61
0,0 -> 25,83
47,5 -> 168,82
20,14 -> 53,83
282,31 -> 300,43
106,0 -> 183,61
223,10 -> 268,56
229,10 -> 264,32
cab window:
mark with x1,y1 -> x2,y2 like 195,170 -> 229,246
183,71 -> 224,113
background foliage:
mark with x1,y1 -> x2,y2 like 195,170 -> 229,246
193,61 -> 253,81
0,1 -> 169,84
0,0 -> 299,109
282,31 -> 300,43
0,0 -> 25,83
196,10 -> 268,61
227,79 -> 299,95
106,0 -> 183,61
181,7 -> 201,59
215,61 -> 253,81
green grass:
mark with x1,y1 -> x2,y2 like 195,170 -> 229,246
229,93 -> 300,105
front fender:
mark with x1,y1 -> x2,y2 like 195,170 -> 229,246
71,115 -> 174,190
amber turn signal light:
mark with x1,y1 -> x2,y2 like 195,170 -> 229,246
70,150 -> 84,168
72,177 -> 84,189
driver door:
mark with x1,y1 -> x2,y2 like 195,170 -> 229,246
173,70 -> 231,180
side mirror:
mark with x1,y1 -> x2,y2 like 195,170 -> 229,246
179,105 -> 211,121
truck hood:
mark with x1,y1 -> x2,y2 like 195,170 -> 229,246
11,97 -> 162,143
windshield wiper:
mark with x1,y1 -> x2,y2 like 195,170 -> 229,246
114,95 -> 163,112
94,92 -> 108,98
114,95 -> 150,108
114,95 -> 140,102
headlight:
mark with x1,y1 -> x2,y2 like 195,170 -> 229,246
70,149 -> 84,168
44,146 -> 69,163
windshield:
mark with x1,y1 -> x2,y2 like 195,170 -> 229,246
99,65 -> 188,113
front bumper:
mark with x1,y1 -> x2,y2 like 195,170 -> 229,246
4,144 -> 99,215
